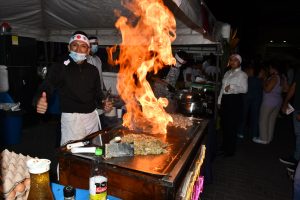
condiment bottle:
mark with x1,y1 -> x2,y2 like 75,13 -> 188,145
64,185 -> 75,200
26,158 -> 54,200
89,148 -> 107,200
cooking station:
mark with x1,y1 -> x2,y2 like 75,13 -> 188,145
58,118 -> 208,200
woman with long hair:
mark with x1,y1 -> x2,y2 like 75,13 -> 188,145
253,60 -> 284,144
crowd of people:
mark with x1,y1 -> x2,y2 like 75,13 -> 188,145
216,53 -> 299,199
218,53 -> 296,151
121,50 -> 300,198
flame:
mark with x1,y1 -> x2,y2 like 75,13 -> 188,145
108,0 -> 176,134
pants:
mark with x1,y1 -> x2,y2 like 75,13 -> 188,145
60,110 -> 100,145
239,95 -> 261,138
259,103 -> 280,143
294,110 -> 300,160
220,94 -> 243,155
294,161 -> 300,200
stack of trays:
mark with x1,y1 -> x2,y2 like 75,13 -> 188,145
1,149 -> 36,200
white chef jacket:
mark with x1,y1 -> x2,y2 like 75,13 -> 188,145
217,67 -> 248,105
87,55 -> 104,90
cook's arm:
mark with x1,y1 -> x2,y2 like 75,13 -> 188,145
33,63 -> 62,113
217,88 -> 223,106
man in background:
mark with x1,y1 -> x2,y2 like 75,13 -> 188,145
87,36 -> 105,91
218,54 -> 248,156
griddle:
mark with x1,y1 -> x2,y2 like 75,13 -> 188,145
72,119 -> 206,177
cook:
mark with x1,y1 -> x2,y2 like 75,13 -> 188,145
34,31 -> 113,145
164,50 -> 189,89
152,50 -> 189,112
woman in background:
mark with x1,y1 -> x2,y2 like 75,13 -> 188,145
254,61 -> 283,144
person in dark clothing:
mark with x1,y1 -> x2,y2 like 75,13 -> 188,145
238,63 -> 263,139
280,69 -> 300,200
34,31 -> 113,145
280,69 -> 300,166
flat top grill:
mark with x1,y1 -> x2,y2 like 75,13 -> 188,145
72,119 -> 205,177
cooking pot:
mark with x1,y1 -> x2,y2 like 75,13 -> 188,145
176,90 -> 204,115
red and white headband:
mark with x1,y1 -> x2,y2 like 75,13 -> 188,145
69,34 -> 90,47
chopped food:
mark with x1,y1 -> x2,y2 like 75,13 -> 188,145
121,134 -> 168,155
169,114 -> 193,129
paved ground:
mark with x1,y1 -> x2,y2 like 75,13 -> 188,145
1,114 -> 295,200
201,115 -> 294,200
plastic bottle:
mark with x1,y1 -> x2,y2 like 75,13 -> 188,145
89,148 -> 107,200
63,185 -> 75,200
26,158 -> 54,200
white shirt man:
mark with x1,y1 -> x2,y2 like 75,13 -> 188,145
87,36 -> 105,91
218,54 -> 248,156
217,66 -> 248,105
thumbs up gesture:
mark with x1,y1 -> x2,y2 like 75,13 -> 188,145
36,92 -> 48,114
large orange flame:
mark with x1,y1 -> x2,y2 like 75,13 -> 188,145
108,0 -> 176,134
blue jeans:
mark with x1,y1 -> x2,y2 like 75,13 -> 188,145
293,110 -> 300,161
294,161 -> 300,200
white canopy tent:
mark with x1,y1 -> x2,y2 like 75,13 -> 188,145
0,0 -> 230,45
1,0 -> 229,117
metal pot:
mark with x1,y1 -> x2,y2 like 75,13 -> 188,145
176,90 -> 204,115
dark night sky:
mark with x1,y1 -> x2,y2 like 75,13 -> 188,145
205,0 -> 300,55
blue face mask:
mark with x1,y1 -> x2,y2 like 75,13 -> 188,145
91,45 -> 98,54
69,51 -> 87,63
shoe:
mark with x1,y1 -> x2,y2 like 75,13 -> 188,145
252,137 -> 268,144
237,134 -> 244,139
279,156 -> 297,166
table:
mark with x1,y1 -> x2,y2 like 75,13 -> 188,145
51,182 -> 121,200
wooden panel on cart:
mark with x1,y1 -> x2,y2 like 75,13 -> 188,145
59,155 -> 174,199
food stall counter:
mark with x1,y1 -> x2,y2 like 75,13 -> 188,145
58,118 -> 208,200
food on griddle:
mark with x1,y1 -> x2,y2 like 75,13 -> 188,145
121,134 -> 168,155
169,114 -> 193,129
